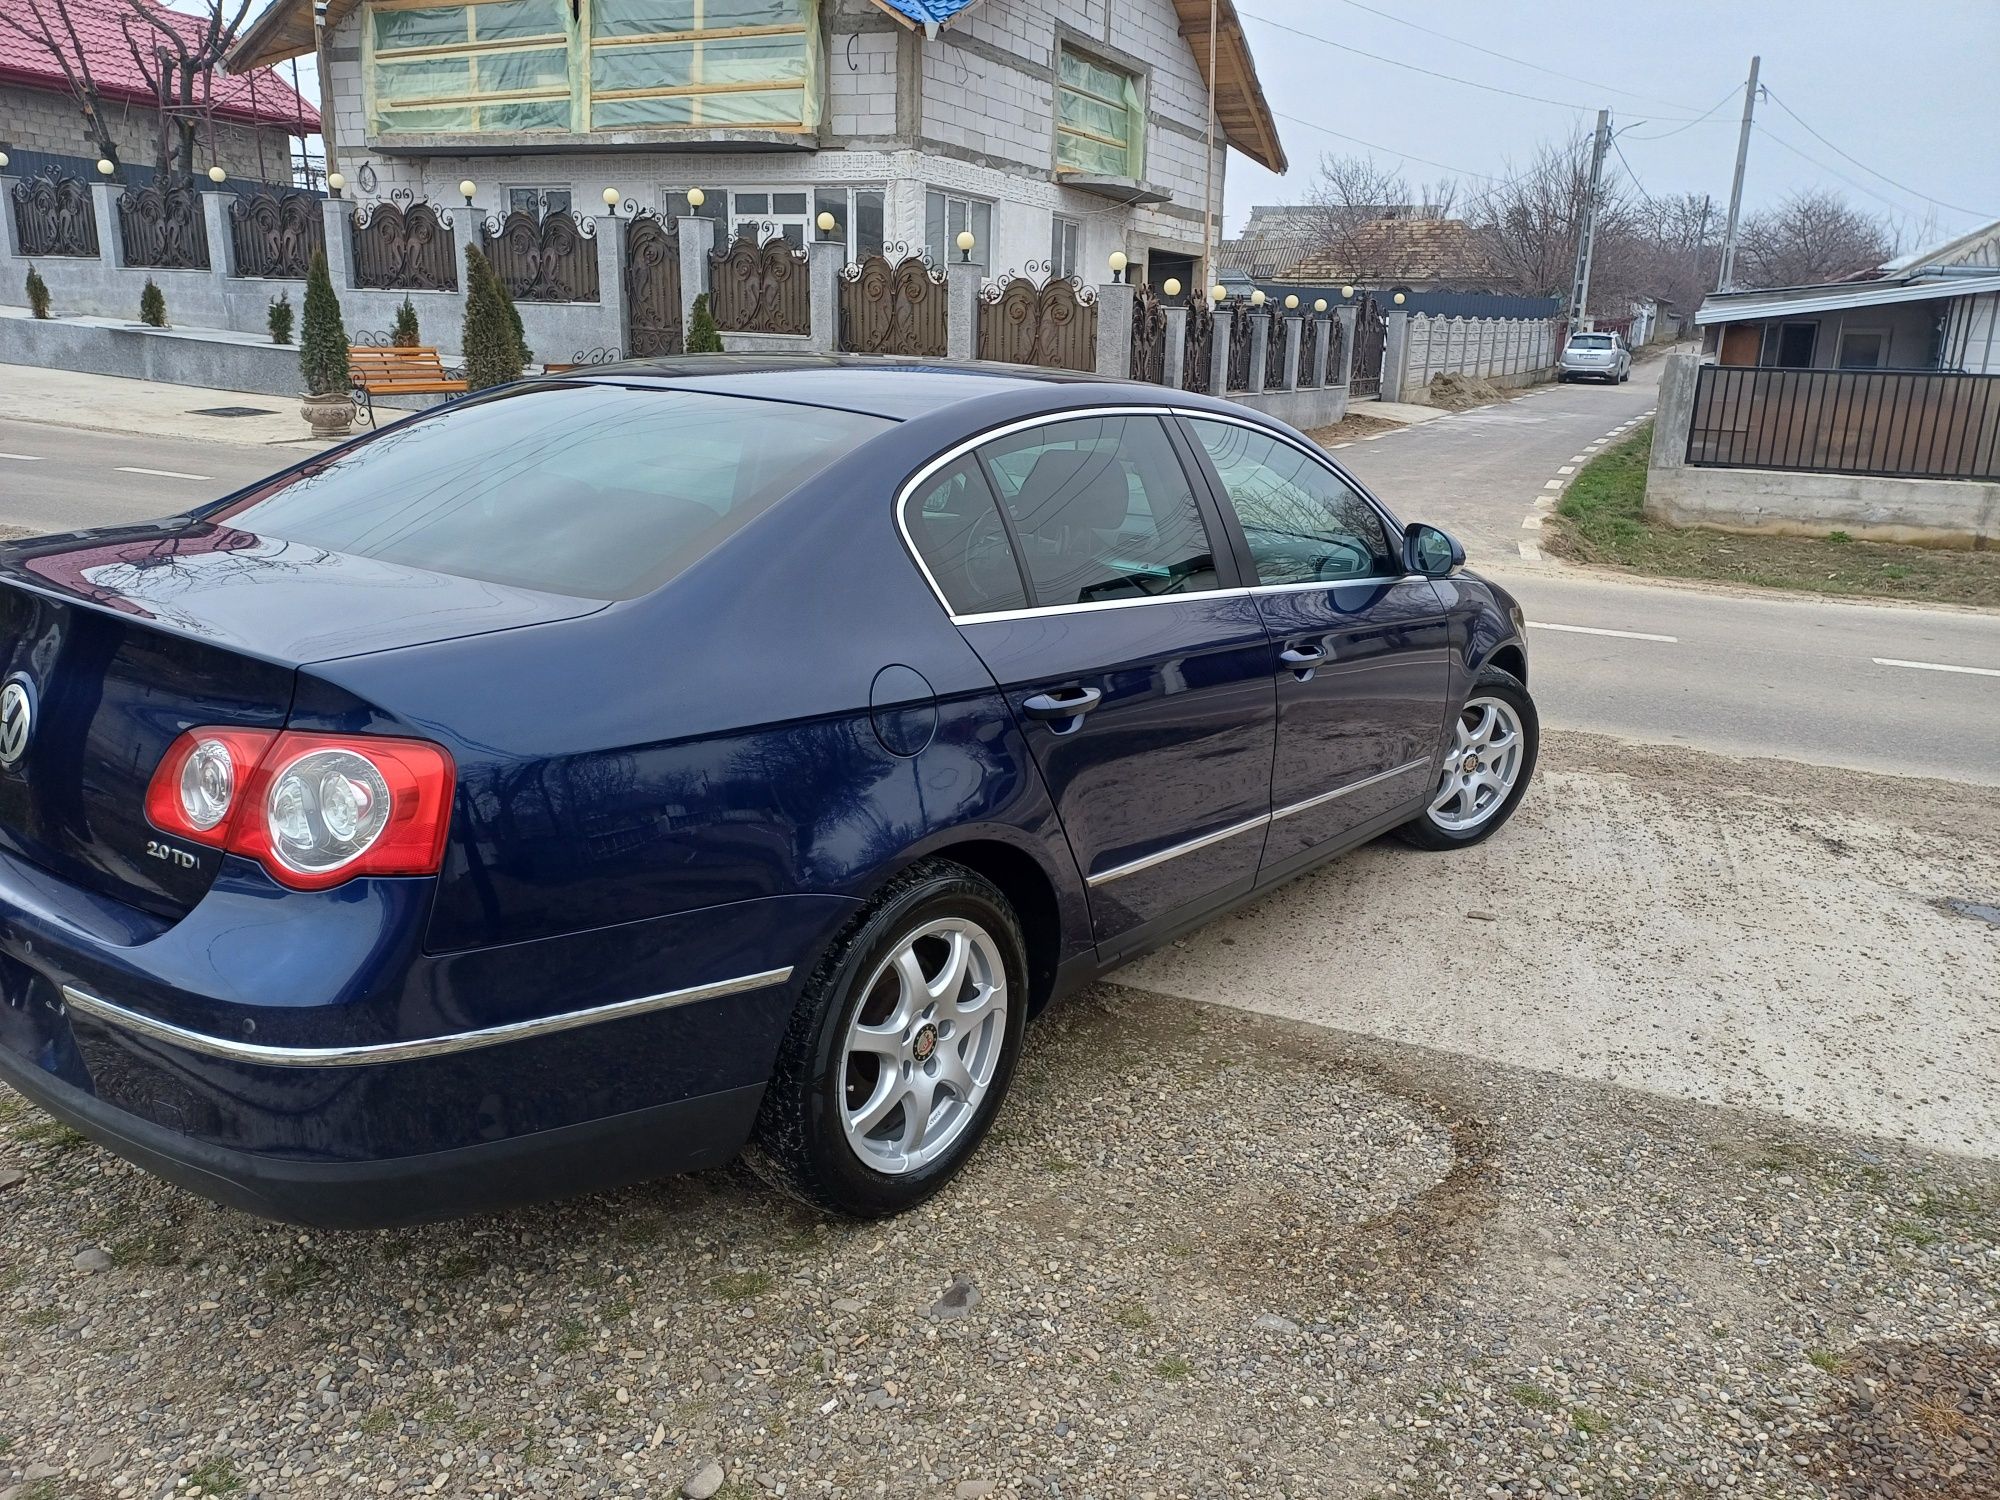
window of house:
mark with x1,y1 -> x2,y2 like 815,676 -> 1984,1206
587,0 -> 816,130
731,189 -> 810,246
1837,328 -> 1888,369
505,186 -> 573,217
1762,321 -> 1818,368
1056,46 -> 1143,179
1188,420 -> 1398,584
925,191 -> 992,269
814,187 -> 885,257
974,415 -> 1218,608
368,0 -> 575,135
1050,215 -> 1081,279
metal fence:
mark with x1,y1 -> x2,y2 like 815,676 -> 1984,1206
482,208 -> 599,303
1688,365 -> 2000,482
10,172 -> 97,258
118,184 -> 209,270
228,189 -> 323,279
350,195 -> 458,292
838,246 -> 947,357
977,268 -> 1098,371
709,235 -> 809,336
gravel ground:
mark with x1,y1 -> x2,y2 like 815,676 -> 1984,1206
4,734 -> 1998,1499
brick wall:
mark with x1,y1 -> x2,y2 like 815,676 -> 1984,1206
0,82 -> 297,184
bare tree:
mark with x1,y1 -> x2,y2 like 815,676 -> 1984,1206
1466,129 -> 1642,309
1300,153 -> 1465,283
0,0 -> 125,171
1734,189 -> 1892,288
119,0 -> 256,187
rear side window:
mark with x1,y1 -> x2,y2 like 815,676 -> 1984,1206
975,414 -> 1218,608
219,385 -> 892,599
906,456 -> 1029,616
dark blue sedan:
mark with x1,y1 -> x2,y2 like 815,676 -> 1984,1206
0,358 -> 1535,1226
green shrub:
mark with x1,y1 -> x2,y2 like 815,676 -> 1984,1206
462,245 -> 524,390
139,278 -> 167,327
392,295 -> 421,348
299,249 -> 351,396
498,271 -> 531,367
686,292 -> 722,353
267,291 -> 294,345
25,265 -> 50,319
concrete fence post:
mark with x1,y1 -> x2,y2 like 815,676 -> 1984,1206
0,175 -> 22,279
1651,352 -> 1698,473
200,191 -> 232,288
1379,311 -> 1410,402
1282,315 -> 1302,390
678,214 -> 714,339
1210,307 -> 1233,394
321,198 -> 354,289
1335,305 -> 1357,391
1247,310 -> 1270,394
594,214 -> 625,356
1095,281 -> 1134,379
806,240 -> 842,353
946,262 -> 979,361
91,183 -> 121,268
1162,305 -> 1187,389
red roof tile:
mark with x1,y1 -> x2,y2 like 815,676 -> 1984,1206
0,0 -> 318,133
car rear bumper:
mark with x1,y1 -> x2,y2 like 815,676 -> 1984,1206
0,842 -> 859,1225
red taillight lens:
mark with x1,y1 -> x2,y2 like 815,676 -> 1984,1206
146,729 -> 455,890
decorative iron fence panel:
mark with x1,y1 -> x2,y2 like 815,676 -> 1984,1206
1299,317 -> 1321,389
623,211 -> 682,357
1264,313 -> 1289,389
1688,366 -> 2000,482
1349,295 -> 1386,396
350,195 -> 458,292
1129,284 -> 1167,383
1182,298 -> 1213,394
838,245 -> 947,357
482,208 -> 599,303
1323,315 -> 1346,387
117,184 -> 208,270
1224,306 -> 1255,391
709,236 -> 809,335
10,173 -> 98,258
977,266 -> 1098,371
228,189 -> 323,279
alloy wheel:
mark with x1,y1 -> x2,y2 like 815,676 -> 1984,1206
840,917 -> 1008,1175
1428,695 -> 1525,833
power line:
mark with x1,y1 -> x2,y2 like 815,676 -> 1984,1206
1317,0 -> 1703,115
1266,108 -> 1505,185
1762,88 -> 1991,219
1754,121 -> 1953,221
1623,85 -> 1741,141
1238,8 -> 1706,119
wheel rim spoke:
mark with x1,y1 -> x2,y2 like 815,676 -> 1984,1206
1429,695 -> 1527,833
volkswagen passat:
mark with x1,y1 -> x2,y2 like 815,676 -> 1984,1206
0,358 -> 1535,1226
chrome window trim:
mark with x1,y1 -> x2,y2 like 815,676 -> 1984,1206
1271,757 -> 1433,822
1085,811 -> 1271,887
58,967 -> 795,1069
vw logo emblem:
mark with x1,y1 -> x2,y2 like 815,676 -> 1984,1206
0,677 -> 35,770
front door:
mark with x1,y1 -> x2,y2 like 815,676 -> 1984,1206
1184,416 -> 1451,873
902,412 -> 1275,951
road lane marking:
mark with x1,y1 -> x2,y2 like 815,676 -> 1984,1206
1873,657 -> 2000,678
1557,465 -> 1576,474
1543,478 -> 1563,489
115,466 -> 211,481
1330,442 -> 1353,448
1521,514 -> 1543,530
1529,621 -> 1678,643
1517,541 -> 1543,562
0,453 -> 43,462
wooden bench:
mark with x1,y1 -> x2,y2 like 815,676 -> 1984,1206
348,345 -> 468,426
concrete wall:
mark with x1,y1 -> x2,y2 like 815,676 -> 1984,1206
0,82 -> 297,184
1646,350 -> 2000,548
1396,312 -> 1560,400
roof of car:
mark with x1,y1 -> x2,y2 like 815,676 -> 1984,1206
564,355 -> 1140,422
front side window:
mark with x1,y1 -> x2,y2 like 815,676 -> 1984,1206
925,191 -> 992,269
1189,419 -> 1398,584
1056,46 -> 1143,179
976,415 -> 1217,608
221,386 -> 889,600
368,0 -> 574,134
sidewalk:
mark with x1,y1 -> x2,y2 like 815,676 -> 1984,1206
0,362 -> 328,450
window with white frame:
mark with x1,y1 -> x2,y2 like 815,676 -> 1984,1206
925,191 -> 991,269
1055,45 -> 1143,179
1050,215 -> 1081,279
505,186 -> 573,217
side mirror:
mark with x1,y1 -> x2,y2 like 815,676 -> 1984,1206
1404,522 -> 1464,579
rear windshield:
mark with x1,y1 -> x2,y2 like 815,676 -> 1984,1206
1569,334 -> 1614,348
218,385 -> 892,599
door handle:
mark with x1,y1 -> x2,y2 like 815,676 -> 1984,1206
1279,645 -> 1326,669
1022,686 -> 1103,722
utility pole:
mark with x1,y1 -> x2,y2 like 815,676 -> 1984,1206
1715,55 -> 1761,291
1567,108 -> 1611,330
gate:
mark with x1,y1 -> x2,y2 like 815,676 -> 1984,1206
1349,294 -> 1386,397
623,212 -> 682,357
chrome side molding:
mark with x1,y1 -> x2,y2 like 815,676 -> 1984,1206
1271,757 -> 1433,822
58,967 -> 795,1069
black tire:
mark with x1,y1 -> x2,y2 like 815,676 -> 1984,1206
1396,667 -> 1539,851
747,860 -> 1028,1217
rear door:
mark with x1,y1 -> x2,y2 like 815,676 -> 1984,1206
902,410 -> 1275,952
1182,415 -> 1450,875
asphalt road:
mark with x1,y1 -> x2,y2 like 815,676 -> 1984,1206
1,388 -> 1994,785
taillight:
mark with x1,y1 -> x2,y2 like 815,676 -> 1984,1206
146,729 -> 454,890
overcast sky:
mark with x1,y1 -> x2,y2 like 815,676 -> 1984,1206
1225,0 -> 2000,249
